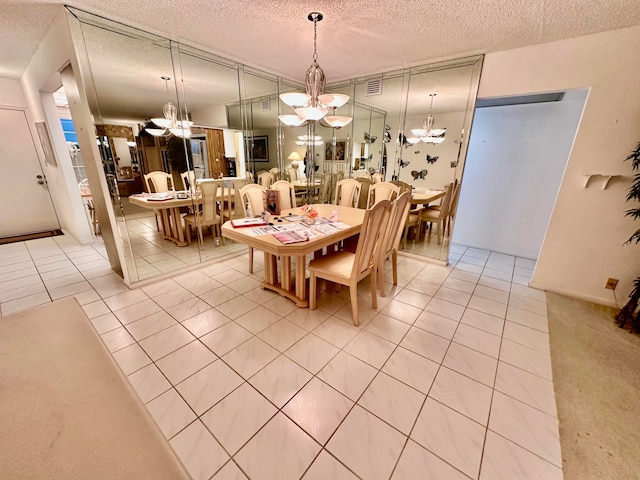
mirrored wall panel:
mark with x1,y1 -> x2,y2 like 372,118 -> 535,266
68,6 -> 482,284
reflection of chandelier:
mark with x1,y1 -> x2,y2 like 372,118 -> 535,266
295,135 -> 323,146
407,93 -> 446,145
145,76 -> 193,138
278,13 -> 353,129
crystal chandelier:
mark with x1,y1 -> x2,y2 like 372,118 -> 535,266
278,13 -> 353,129
145,76 -> 193,138
407,93 -> 446,145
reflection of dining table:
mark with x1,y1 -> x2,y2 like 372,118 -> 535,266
291,179 -> 322,191
221,204 -> 365,307
128,193 -> 198,246
411,188 -> 446,205
129,184 -> 236,246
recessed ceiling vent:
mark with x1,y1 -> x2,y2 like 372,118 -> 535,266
365,78 -> 382,96
261,98 -> 271,111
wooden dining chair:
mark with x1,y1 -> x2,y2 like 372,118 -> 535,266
239,184 -> 267,273
184,180 -> 224,246
334,178 -> 362,207
144,171 -> 172,192
367,182 -> 400,208
390,180 -> 412,194
270,180 -> 297,210
371,172 -> 384,183
143,171 -> 173,231
356,177 -> 373,209
419,183 -> 455,244
377,191 -> 411,296
180,170 -> 196,191
257,171 -> 274,188
308,200 -> 392,326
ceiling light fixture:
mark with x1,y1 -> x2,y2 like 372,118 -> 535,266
278,13 -> 352,129
145,76 -> 193,138
407,93 -> 446,145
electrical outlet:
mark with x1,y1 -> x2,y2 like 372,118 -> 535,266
605,278 -> 618,290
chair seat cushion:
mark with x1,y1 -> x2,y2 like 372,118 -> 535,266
308,251 -> 355,280
420,208 -> 440,221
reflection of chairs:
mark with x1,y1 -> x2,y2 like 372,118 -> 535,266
286,167 -> 298,182
372,172 -> 384,183
390,180 -> 412,194
419,183 -> 455,244
184,181 -> 224,246
239,184 -> 267,273
367,182 -> 400,208
318,173 -> 332,204
270,180 -> 297,210
308,200 -> 392,326
257,171 -> 274,188
334,179 -> 361,207
229,179 -> 249,219
377,192 -> 411,296
180,171 -> 196,190
355,177 -> 373,209
144,171 -> 172,192
143,171 -> 172,231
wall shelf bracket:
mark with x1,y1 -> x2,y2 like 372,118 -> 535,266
581,174 -> 619,190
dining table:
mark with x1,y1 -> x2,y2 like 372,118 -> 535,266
221,204 -> 365,307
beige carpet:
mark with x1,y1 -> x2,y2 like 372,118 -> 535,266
0,298 -> 189,479
547,292 -> 640,480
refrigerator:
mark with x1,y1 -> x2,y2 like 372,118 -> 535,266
190,137 -> 209,180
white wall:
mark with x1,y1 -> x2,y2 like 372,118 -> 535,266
478,26 -> 640,306
19,10 -> 93,244
454,90 -> 587,258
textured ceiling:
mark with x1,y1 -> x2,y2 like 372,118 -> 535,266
1,0 -> 640,81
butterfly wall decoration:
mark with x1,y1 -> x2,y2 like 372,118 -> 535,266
450,160 -> 459,168
411,169 -> 428,180
383,124 -> 391,143
399,159 -> 410,168
398,133 -> 412,149
426,154 -> 439,164
364,132 -> 377,144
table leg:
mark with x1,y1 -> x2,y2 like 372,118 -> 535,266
295,255 -> 306,301
169,207 -> 188,246
281,256 -> 291,291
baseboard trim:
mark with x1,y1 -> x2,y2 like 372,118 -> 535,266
529,280 -> 619,308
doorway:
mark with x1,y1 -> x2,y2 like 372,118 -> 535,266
452,89 -> 588,260
0,108 -> 60,238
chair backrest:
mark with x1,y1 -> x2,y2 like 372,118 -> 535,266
352,200 -> 392,277
270,180 -> 297,210
257,171 -> 274,188
144,171 -> 172,192
229,179 -> 249,218
355,177 -> 373,209
318,173 -> 332,204
334,178 -> 362,207
372,172 -> 384,183
286,167 -> 298,182
448,183 -> 461,216
198,181 -> 222,224
368,182 -> 400,208
431,183 -> 455,220
390,180 -> 412,194
181,170 -> 196,190
380,191 -> 411,259
239,184 -> 267,217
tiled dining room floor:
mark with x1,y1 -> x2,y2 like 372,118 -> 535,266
0,235 -> 562,480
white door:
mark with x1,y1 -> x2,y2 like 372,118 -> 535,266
0,108 -> 60,237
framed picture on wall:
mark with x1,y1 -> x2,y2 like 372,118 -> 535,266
35,122 -> 57,166
251,136 -> 269,162
325,140 -> 346,161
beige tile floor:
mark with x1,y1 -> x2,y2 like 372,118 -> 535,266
0,234 -> 562,480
